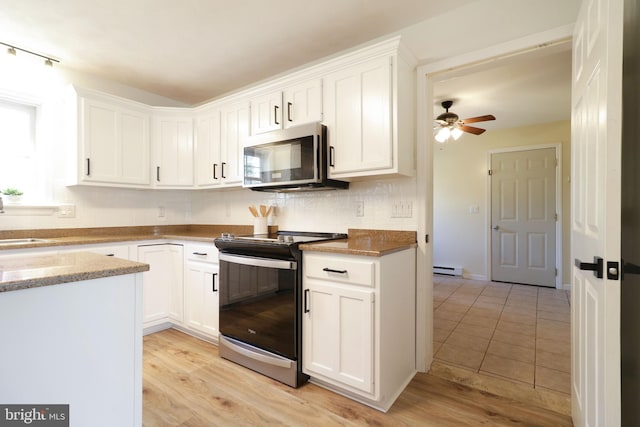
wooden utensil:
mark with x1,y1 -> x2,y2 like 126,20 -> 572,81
249,206 -> 259,217
259,205 -> 267,217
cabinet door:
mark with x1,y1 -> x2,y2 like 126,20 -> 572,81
153,116 -> 194,187
220,101 -> 249,185
195,110 -> 222,187
323,56 -> 393,176
303,281 -> 374,393
283,79 -> 322,129
83,98 -> 150,185
185,261 -> 219,338
250,91 -> 282,135
138,244 -> 184,325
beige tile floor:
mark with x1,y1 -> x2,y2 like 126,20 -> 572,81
433,275 -> 571,395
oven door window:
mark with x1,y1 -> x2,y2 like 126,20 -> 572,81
219,257 -> 297,359
244,135 -> 316,185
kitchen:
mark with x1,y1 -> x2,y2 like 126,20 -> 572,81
0,0 -> 621,426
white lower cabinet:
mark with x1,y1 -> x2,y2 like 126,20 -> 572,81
304,281 -> 374,393
138,243 -> 184,328
302,248 -> 416,412
184,243 -> 219,340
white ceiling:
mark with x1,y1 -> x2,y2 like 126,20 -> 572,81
0,0 -> 475,104
0,0 -> 574,129
432,41 -> 573,132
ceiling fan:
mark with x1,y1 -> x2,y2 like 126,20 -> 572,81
434,100 -> 496,142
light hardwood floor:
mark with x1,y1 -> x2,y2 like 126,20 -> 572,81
143,329 -> 572,426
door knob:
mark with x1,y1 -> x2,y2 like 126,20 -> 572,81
575,256 -> 603,279
493,225 -> 500,230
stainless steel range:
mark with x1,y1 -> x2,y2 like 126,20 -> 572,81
214,231 -> 347,387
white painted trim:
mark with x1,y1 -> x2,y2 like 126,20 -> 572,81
416,25 -> 574,373
486,143 -> 563,289
415,57 -> 431,373
421,24 -> 574,75
463,273 -> 488,281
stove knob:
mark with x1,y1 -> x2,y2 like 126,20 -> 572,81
277,235 -> 285,243
287,235 -> 294,243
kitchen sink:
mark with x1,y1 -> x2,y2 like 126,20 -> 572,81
0,238 -> 51,245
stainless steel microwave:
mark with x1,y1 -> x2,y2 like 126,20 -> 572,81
243,122 -> 348,192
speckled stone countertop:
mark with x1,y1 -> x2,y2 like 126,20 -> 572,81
299,228 -> 417,257
0,251 -> 150,293
0,224 -> 260,250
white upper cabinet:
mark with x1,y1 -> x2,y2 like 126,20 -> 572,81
65,86 -> 151,187
250,91 -> 283,135
195,99 -> 248,188
152,110 -> 194,188
323,40 -> 415,179
250,78 -> 322,135
63,37 -> 413,190
284,79 -> 322,129
195,108 -> 222,187
219,100 -> 250,185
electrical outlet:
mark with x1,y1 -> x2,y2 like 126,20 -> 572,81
158,206 -> 166,218
57,204 -> 76,218
355,201 -> 364,217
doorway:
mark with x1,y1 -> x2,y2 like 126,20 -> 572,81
417,32 -> 573,411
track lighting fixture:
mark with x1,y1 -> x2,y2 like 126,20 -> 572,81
1,41 -> 59,67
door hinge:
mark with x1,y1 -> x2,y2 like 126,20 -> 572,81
555,268 -> 558,276
555,158 -> 558,167
425,234 -> 429,244
554,213 -> 558,221
488,169 -> 493,176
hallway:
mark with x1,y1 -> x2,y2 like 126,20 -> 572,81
432,275 -> 570,399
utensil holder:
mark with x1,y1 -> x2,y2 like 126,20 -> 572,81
254,217 -> 268,235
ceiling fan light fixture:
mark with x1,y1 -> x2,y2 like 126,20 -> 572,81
451,127 -> 463,140
434,126 -> 450,143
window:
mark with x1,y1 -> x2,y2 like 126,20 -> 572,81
0,99 -> 36,198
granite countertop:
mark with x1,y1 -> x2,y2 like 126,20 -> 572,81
0,224 -> 260,250
0,251 -> 150,293
299,229 -> 417,257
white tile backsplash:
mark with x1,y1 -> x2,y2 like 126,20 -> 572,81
190,176 -> 418,233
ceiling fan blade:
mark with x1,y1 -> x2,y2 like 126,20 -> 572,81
461,114 -> 496,124
459,124 -> 486,135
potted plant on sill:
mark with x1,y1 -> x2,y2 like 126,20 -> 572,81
2,188 -> 23,204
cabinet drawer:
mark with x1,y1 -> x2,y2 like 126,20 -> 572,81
304,254 -> 375,287
185,243 -> 219,263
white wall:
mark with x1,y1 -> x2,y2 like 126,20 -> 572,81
433,120 -> 571,284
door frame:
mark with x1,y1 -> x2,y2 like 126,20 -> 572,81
415,24 -> 574,371
486,144 -> 563,289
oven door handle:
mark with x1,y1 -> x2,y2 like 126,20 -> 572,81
221,336 -> 293,369
219,253 -> 297,270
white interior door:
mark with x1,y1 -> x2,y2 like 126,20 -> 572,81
571,0 -> 623,425
490,148 -> 557,287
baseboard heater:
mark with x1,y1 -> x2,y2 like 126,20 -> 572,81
434,266 -> 463,276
